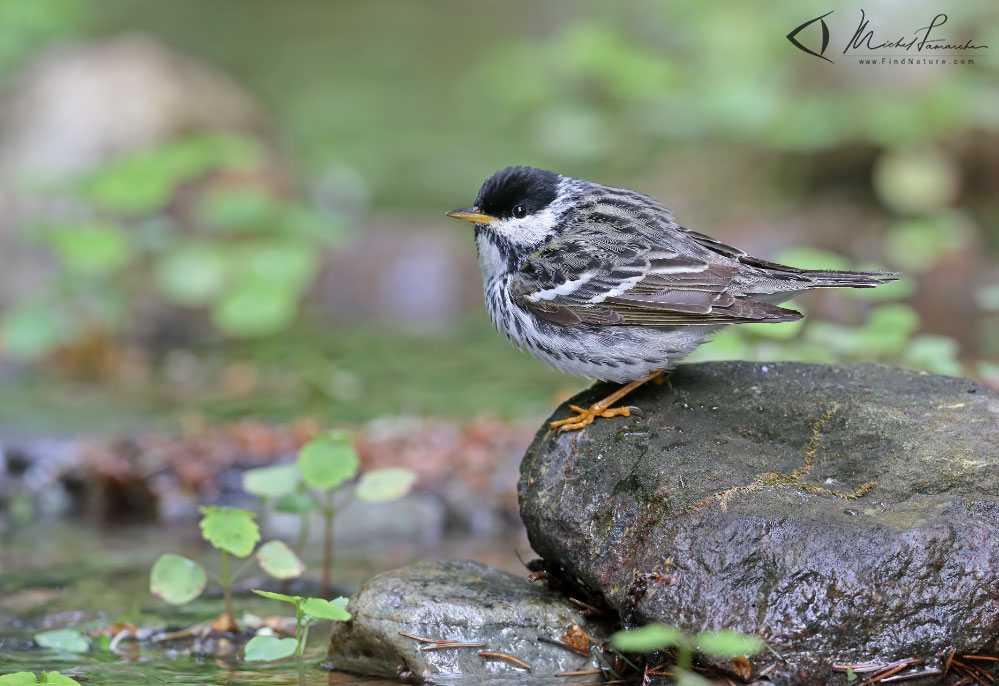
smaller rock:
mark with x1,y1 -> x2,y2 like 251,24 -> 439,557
327,560 -> 609,683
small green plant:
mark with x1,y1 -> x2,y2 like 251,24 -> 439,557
149,506 -> 305,630
0,132 -> 345,362
0,673 -> 81,686
610,623 -> 764,684
32,629 -> 89,653
243,430 -> 416,594
246,590 -> 350,685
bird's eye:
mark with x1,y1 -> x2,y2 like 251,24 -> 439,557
513,204 -> 528,219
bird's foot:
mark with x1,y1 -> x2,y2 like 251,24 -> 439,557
549,404 -> 635,432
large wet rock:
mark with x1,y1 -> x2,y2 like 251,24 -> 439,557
327,560 -> 610,683
519,362 -> 999,684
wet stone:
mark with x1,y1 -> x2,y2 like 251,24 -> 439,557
327,559 -> 609,683
518,362 -> 999,685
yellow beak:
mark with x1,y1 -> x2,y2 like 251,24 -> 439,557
445,207 -> 499,225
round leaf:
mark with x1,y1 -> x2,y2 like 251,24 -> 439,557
301,597 -> 351,622
199,506 -> 260,557
610,623 -> 683,653
33,629 -> 89,653
252,589 -> 299,604
330,596 -> 349,609
45,223 -> 130,275
242,464 -> 300,499
695,630 -> 764,659
41,674 -> 81,686
256,540 -> 305,580
355,468 -> 416,503
150,553 -> 207,604
297,436 -> 359,491
0,673 -> 42,685
1,304 -> 64,360
274,492 -> 316,514
155,244 -> 229,306
244,635 -> 298,662
212,282 -> 299,338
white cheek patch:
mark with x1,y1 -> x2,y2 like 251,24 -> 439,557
490,204 -> 561,249
527,272 -> 595,302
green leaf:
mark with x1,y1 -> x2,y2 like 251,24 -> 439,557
211,281 -> 299,338
0,673 -> 42,685
859,304 -> 920,356
252,589 -> 299,604
43,223 -> 130,275
273,492 -> 316,514
235,241 -> 319,292
873,147 -> 958,215
695,629 -> 764,658
244,635 -> 298,661
256,540 -> 305,580
330,596 -> 349,609
355,468 -> 416,503
199,506 -> 260,557
81,133 -> 261,214
297,435 -> 360,491
846,666 -> 858,682
301,597 -> 351,622
609,623 -> 684,653
242,464 -> 300,499
155,244 -> 229,306
904,335 -> 963,376
196,187 -> 285,231
150,553 -> 207,604
33,629 -> 89,653
883,214 -> 971,272
40,674 -> 81,686
1,304 -> 64,360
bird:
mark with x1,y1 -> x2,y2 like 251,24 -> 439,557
446,166 -> 897,432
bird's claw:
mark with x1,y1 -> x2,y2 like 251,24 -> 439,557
550,403 -> 636,433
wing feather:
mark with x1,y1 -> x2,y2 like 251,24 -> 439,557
510,200 -> 803,328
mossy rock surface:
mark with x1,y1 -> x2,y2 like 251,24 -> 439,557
519,362 -> 999,684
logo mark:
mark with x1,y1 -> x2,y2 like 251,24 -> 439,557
787,11 -> 833,62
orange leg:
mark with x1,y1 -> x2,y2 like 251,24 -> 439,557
550,371 -> 665,433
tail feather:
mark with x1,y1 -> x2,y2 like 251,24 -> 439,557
800,269 -> 899,289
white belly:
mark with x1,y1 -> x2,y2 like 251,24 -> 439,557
483,277 -> 711,384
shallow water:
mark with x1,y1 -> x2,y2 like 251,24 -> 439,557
0,521 -> 543,685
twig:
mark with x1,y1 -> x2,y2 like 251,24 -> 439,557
419,641 -> 487,652
555,669 -> 603,677
833,663 -> 881,673
859,659 -> 922,685
878,669 -> 942,683
398,631 -> 464,645
537,635 -> 590,658
568,597 -> 602,616
944,648 -> 958,676
952,660 -> 992,685
965,656 -> 999,662
478,651 -> 531,671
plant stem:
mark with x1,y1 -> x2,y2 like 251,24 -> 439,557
258,496 -> 270,535
677,643 -> 692,672
220,550 -> 236,630
321,490 -> 335,596
295,602 -> 306,686
295,511 -> 310,553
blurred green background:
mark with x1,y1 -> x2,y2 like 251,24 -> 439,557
0,0 -> 996,429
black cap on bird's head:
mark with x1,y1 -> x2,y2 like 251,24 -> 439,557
446,166 -> 560,225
